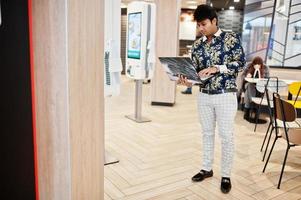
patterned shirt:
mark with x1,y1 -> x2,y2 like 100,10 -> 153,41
191,29 -> 246,90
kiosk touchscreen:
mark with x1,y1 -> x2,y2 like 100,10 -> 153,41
126,1 -> 156,80
127,12 -> 142,60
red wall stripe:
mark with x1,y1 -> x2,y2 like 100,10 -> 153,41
27,0 -> 39,199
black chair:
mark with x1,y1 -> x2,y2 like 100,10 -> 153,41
251,78 -> 273,132
260,78 -> 288,161
262,93 -> 301,189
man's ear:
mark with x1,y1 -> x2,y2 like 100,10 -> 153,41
212,18 -> 217,26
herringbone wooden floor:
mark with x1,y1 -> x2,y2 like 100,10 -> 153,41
104,76 -> 301,200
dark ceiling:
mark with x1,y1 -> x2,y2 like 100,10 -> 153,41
208,0 -> 245,11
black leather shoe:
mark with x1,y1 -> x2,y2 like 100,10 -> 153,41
243,108 -> 250,120
191,170 -> 213,182
221,177 -> 231,193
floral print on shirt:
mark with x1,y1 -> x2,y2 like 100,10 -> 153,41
191,30 -> 246,90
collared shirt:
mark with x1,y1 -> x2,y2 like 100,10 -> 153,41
202,28 -> 223,42
191,29 -> 246,90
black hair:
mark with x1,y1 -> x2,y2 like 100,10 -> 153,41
193,4 -> 218,24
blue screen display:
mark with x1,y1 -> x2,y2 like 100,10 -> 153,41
127,12 -> 142,59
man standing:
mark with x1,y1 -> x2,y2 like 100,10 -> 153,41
179,5 -> 245,193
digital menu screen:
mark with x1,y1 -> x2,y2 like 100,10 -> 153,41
127,12 -> 142,59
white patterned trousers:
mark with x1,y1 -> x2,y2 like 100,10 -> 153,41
197,92 -> 237,177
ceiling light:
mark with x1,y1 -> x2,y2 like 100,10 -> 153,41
210,3 -> 213,7
188,5 -> 197,9
121,3 -> 127,8
186,0 -> 197,4
234,0 -> 240,2
229,6 -> 235,10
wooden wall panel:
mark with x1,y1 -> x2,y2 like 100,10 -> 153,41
32,1 -> 71,199
32,0 -> 104,199
68,0 -> 104,199
151,0 -> 180,105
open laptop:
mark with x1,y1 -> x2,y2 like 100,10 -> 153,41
158,57 -> 214,84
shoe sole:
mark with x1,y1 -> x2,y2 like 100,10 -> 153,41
221,187 -> 231,194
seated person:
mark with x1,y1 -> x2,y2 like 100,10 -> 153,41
242,56 -> 270,120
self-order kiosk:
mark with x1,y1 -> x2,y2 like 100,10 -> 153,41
126,1 -> 156,80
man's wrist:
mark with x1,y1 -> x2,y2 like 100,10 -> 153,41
214,65 -> 228,73
214,66 -> 219,73
211,66 -> 219,73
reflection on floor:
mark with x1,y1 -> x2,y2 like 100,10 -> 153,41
105,75 -> 301,200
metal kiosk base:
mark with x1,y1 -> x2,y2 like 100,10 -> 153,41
125,79 -> 151,123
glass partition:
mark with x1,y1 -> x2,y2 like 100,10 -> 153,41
242,0 -> 275,61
